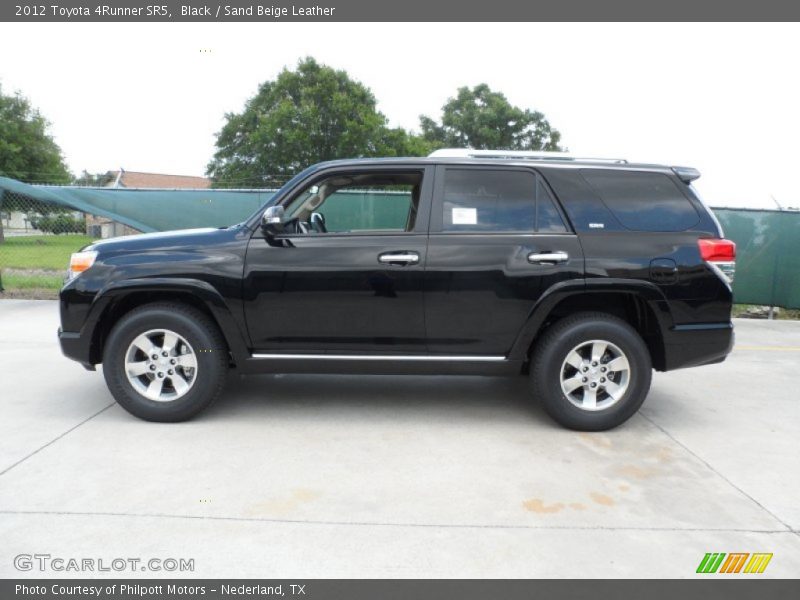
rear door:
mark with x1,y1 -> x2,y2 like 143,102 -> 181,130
424,165 -> 584,356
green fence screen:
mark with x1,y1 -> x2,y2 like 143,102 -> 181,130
0,177 -> 411,233
0,176 -> 274,232
1,177 -> 799,308
714,208 -> 800,309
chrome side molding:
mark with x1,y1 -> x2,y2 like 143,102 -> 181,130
250,353 -> 506,362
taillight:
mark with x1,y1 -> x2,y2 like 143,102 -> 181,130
698,238 -> 735,262
698,238 -> 736,283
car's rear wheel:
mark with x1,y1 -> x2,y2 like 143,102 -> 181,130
530,312 -> 652,431
102,303 -> 227,422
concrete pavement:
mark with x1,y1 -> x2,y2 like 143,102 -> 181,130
0,300 -> 798,578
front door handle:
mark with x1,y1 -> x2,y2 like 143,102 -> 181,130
378,252 -> 420,266
527,251 -> 569,265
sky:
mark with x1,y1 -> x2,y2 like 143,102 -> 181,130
0,22 -> 798,208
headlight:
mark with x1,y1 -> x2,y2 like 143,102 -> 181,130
67,250 -> 98,281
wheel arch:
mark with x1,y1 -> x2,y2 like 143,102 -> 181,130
510,279 -> 673,371
87,278 -> 249,366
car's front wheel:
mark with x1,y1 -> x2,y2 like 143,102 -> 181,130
530,312 -> 652,431
102,302 -> 228,422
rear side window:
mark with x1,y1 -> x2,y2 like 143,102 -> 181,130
441,169 -> 567,233
537,179 -> 568,233
581,169 -> 699,232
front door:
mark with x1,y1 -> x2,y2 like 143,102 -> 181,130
424,165 -> 584,356
243,166 -> 433,354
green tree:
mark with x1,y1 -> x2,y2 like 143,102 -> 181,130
0,84 -> 71,243
207,58 -> 427,188
376,126 -> 437,159
29,213 -> 85,235
420,84 -> 563,152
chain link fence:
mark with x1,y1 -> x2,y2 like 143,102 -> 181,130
0,183 -> 281,298
0,190 -> 99,297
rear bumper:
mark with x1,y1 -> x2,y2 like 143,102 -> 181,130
58,328 -> 95,370
663,322 -> 734,371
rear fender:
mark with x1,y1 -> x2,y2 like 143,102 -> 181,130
508,278 -> 674,361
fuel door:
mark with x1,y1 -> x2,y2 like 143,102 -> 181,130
650,258 -> 678,285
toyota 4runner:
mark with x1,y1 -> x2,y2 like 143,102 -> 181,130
58,149 -> 736,430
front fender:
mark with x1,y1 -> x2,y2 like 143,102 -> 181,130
87,277 -> 250,366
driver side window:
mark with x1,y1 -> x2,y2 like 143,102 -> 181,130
284,171 -> 423,234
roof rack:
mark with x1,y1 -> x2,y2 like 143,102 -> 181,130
428,148 -> 628,164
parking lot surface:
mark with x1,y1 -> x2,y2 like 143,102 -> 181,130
0,299 -> 798,578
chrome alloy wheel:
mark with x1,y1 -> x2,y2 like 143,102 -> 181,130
560,339 -> 631,411
124,329 -> 198,402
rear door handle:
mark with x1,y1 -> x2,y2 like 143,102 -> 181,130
527,251 -> 569,265
378,252 -> 420,265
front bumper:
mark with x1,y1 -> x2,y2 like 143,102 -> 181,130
58,328 -> 96,370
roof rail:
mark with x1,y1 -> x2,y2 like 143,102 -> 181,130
428,148 -> 628,164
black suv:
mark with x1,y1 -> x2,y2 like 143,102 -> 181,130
58,150 -> 735,430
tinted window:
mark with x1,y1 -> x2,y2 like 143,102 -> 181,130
537,168 -> 624,233
537,180 -> 568,233
581,169 -> 699,232
442,169 -> 566,233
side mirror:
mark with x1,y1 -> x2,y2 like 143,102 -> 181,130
262,205 -> 285,235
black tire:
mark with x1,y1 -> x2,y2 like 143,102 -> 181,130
529,312 -> 652,431
102,302 -> 228,422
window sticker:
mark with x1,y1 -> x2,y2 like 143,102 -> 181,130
452,207 -> 478,225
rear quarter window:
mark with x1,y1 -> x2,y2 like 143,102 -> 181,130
580,169 -> 700,232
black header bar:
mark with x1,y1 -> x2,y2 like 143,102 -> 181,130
3,579 -> 800,600
3,0 -> 800,22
